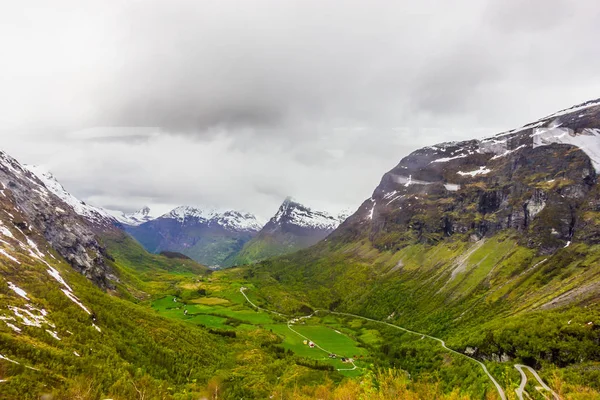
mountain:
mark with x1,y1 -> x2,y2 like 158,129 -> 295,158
24,166 -> 159,229
231,197 -> 348,265
248,98 -> 600,387
24,165 -> 117,228
0,149 -> 237,398
338,97 -> 600,252
107,205 -> 156,226
124,205 -> 264,267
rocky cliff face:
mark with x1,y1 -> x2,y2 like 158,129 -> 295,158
0,152 -> 117,289
338,98 -> 600,255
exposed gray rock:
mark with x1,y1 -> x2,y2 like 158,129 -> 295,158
0,151 -> 117,289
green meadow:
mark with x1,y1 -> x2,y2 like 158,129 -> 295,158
149,273 -> 372,376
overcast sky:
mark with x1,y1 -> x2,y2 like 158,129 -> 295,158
1,0 -> 600,219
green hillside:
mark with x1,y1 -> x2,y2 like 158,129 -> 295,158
243,232 -> 600,397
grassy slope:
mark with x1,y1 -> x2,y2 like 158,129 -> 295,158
125,224 -> 252,267
0,236 -> 229,399
248,231 -> 600,392
229,230 -> 318,266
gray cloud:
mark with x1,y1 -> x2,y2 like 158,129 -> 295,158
1,0 -> 600,217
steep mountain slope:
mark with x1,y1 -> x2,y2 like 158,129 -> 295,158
0,158 -> 117,288
25,166 -> 158,229
24,165 -> 118,230
250,98 -> 600,389
232,197 -> 348,265
0,150 -> 234,398
339,97 -> 600,252
125,206 -> 264,268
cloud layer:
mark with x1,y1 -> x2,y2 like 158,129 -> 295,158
1,0 -> 600,217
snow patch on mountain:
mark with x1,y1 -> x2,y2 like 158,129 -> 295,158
108,206 -> 156,226
458,166 -> 492,177
272,197 -> 346,230
533,127 -> 600,172
159,206 -> 264,232
25,165 -> 115,225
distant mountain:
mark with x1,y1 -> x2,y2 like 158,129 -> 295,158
231,197 -> 348,265
107,206 -> 156,226
124,205 -> 264,267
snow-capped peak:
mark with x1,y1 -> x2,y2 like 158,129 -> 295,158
107,206 -> 157,226
24,165 -> 115,225
161,206 -> 218,222
272,197 -> 345,230
159,206 -> 263,232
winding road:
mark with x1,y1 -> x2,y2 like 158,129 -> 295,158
240,288 -> 358,371
240,287 -> 560,399
324,310 -> 507,400
515,364 -> 560,400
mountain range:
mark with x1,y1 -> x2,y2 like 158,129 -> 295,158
22,167 -> 347,267
123,200 -> 347,268
3,97 -> 600,398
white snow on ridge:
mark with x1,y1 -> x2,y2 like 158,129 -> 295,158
444,183 -> 461,191
390,174 -> 433,187
367,199 -> 376,220
163,205 -> 218,222
533,128 -> 600,172
490,144 -> 528,160
61,289 -> 92,315
0,224 -> 14,238
273,198 -> 344,230
160,206 -> 264,231
45,329 -> 61,340
542,99 -> 600,120
47,266 -> 73,292
431,153 -> 469,163
210,210 -> 264,232
457,166 -> 491,177
8,305 -> 50,328
7,282 -> 29,300
108,206 -> 157,226
0,249 -> 20,264
25,165 -> 115,225
0,354 -> 19,364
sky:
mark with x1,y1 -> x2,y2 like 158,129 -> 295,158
1,0 -> 600,219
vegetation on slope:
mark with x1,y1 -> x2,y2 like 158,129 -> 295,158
246,231 -> 600,396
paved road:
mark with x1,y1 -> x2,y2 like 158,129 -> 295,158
514,364 -> 560,400
240,288 -> 559,400
240,288 -> 357,371
323,310 -> 507,400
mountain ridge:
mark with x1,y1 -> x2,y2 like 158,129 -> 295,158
245,96 -> 600,391
230,197 -> 348,265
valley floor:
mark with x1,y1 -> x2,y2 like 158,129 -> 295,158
146,267 -> 590,400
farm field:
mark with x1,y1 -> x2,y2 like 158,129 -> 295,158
149,273 -> 372,375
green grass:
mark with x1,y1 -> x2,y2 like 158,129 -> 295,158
152,295 -> 276,325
